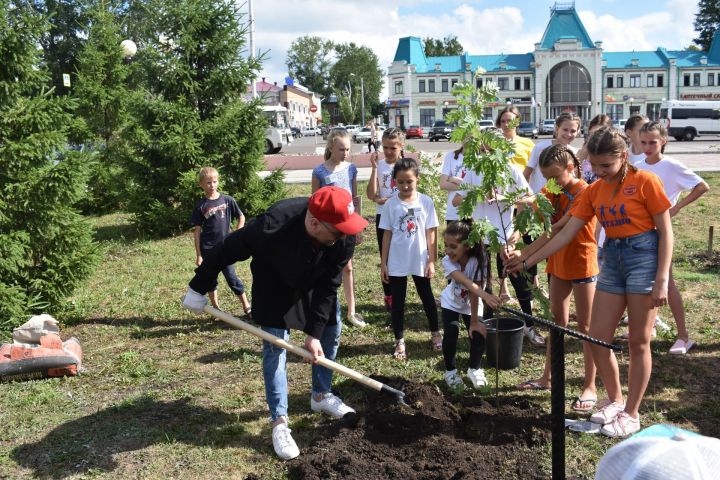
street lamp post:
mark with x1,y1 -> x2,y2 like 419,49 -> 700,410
350,73 -> 365,125
537,102 -> 542,130
629,97 -> 634,116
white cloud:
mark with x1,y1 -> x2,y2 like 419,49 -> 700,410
578,0 -> 697,52
247,0 -> 700,100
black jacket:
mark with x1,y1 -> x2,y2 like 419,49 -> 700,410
189,197 -> 355,339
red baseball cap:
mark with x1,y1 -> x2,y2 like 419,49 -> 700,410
308,186 -> 368,235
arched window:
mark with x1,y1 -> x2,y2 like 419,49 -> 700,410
547,61 -> 591,104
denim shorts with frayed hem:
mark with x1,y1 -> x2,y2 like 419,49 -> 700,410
598,230 -> 658,295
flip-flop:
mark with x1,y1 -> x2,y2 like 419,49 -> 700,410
571,396 -> 598,412
516,379 -> 550,391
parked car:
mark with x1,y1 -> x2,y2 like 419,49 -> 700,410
428,120 -> 454,141
517,122 -> 538,138
343,124 -> 361,134
478,119 -> 494,130
301,126 -> 321,136
540,119 -> 556,135
617,118 -> 627,130
353,127 -> 372,143
406,125 -> 424,139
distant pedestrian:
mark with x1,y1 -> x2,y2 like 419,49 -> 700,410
368,121 -> 379,153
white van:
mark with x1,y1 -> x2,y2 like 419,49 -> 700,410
262,105 -> 293,154
660,100 -> 720,141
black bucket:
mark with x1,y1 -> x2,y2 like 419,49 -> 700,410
483,316 -> 525,370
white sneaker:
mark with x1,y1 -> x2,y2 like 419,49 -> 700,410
601,411 -> 640,438
466,368 -> 488,388
669,338 -> 696,355
272,420 -> 300,460
590,400 -> 625,425
310,393 -> 355,419
444,369 -> 464,388
524,327 -> 546,346
347,312 -> 367,328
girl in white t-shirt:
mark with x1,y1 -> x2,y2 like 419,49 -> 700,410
624,115 -> 649,165
636,121 -> 709,355
367,128 -> 404,311
380,157 -> 440,360
439,144 -> 467,225
441,220 -> 502,389
523,112 -> 580,193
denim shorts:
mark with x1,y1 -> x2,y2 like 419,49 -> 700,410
598,230 -> 658,295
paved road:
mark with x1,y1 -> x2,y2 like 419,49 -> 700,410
263,133 -> 719,182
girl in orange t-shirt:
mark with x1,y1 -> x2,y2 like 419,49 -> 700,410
506,127 -> 672,439
506,145 -> 599,411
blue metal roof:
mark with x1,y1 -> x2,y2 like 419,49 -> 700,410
539,5 -> 594,49
669,50 -> 720,67
393,36 -> 427,68
467,54 -> 534,72
603,51 -> 667,69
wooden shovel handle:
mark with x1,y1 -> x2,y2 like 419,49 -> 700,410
204,306 -> 386,392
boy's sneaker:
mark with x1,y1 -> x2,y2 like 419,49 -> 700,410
310,393 -> 355,419
600,411 -> 640,438
272,420 -> 300,460
444,369 -> 464,388
466,368 -> 488,388
347,313 -> 367,328
590,400 -> 625,425
524,327 -> 546,346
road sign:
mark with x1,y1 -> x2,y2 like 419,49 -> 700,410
310,105 -> 317,113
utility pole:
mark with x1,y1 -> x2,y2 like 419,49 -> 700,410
361,76 -> 365,126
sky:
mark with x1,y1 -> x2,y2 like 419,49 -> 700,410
246,0 -> 701,98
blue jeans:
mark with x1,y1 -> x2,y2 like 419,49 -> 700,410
261,304 -> 342,421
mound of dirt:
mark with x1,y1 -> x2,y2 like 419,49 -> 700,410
289,378 -> 550,480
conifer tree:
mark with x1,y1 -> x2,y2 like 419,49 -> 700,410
0,2 -> 96,332
121,0 -> 282,235
72,0 -> 132,212
694,0 -> 720,51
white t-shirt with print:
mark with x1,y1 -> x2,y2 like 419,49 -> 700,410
440,255 -> 484,316
635,156 -> 703,206
379,193 -> 439,277
463,164 -> 530,244
526,140 -> 578,193
375,159 -> 398,214
441,150 -> 468,221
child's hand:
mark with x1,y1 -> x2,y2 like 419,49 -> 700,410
501,249 -> 521,263
369,152 -> 379,168
196,255 -> 203,267
504,254 -> 525,275
483,293 -> 503,310
381,264 -> 389,284
450,176 -> 463,186
451,193 -> 464,207
650,279 -> 669,308
425,261 -> 435,279
468,320 -> 487,339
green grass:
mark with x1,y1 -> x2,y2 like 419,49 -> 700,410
1,173 -> 719,479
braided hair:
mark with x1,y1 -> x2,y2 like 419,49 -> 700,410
538,144 -> 580,179
585,126 -> 637,198
445,219 -> 490,288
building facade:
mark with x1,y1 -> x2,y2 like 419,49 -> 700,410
386,2 -> 720,129
246,78 -> 323,128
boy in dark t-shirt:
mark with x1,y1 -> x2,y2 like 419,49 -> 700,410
190,167 -> 251,317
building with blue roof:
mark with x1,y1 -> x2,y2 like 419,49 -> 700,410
386,2 -> 720,130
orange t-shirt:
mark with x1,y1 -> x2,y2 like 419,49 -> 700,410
572,169 -> 671,239
542,180 -> 598,280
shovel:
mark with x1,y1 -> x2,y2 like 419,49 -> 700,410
203,305 -> 407,405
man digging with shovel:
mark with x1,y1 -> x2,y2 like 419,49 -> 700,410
182,186 -> 368,460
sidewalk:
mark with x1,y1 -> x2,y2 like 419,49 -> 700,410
260,153 -> 719,184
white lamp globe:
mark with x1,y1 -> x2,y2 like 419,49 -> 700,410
121,40 -> 137,58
